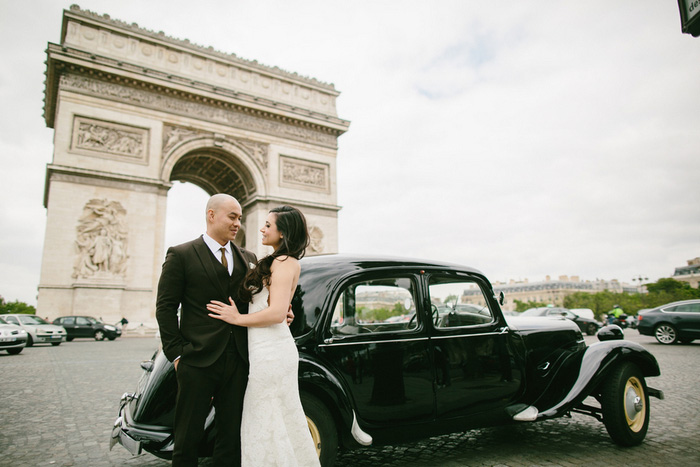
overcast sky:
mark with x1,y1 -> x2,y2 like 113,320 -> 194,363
1,1 -> 699,306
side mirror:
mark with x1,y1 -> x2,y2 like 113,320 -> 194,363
497,291 -> 505,306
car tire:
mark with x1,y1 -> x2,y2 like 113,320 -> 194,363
601,362 -> 649,446
94,330 -> 105,341
654,324 -> 677,345
586,323 -> 597,336
26,335 -> 34,347
66,336 -> 74,342
51,342 -> 61,346
108,336 -> 116,341
301,393 -> 338,467
7,348 -> 23,355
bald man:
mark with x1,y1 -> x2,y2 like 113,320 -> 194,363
156,194 -> 256,466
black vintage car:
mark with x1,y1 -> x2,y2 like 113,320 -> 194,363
111,255 -> 664,466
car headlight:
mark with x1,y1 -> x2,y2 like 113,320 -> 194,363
104,325 -> 116,331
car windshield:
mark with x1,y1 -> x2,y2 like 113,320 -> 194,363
0,316 -> 7,324
86,317 -> 100,324
18,315 -> 48,325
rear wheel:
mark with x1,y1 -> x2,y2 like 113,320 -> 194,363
94,330 -> 105,341
7,348 -> 23,355
26,335 -> 34,347
654,324 -> 677,345
301,393 -> 338,467
66,336 -> 74,342
601,362 -> 649,446
51,342 -> 61,346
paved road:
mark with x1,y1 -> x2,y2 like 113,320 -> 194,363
1,331 -> 698,466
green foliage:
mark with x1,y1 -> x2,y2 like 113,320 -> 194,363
0,296 -> 36,315
444,294 -> 458,305
357,302 -> 409,322
513,299 -> 550,312
562,278 -> 700,320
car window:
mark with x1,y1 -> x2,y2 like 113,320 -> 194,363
76,317 -> 90,325
429,276 -> 494,328
19,315 -> 47,325
0,316 -> 8,324
62,317 -> 75,325
4,316 -> 19,325
330,276 -> 418,336
670,303 -> 700,313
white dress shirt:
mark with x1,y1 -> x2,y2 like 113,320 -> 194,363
202,233 -> 233,275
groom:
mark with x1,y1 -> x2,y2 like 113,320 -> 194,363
156,193 -> 257,467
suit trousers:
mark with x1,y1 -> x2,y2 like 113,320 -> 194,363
172,343 -> 247,467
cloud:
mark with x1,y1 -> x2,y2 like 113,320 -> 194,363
1,1 -> 699,305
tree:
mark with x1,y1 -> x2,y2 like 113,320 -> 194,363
0,296 -> 36,315
513,299 -> 549,312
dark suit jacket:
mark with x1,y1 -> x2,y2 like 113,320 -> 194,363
155,236 -> 257,367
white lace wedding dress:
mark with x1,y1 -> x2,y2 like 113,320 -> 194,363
241,287 -> 320,467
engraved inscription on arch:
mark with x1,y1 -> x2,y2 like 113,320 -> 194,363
279,155 -> 329,192
72,116 -> 149,163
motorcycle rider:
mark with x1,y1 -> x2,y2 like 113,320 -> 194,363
608,304 -> 624,325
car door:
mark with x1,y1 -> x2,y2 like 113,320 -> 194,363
317,271 -> 434,429
59,317 -> 76,337
426,272 -> 522,426
74,317 -> 92,338
665,302 -> 700,338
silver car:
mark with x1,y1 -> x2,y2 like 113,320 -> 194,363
0,316 -> 28,354
1,314 -> 66,346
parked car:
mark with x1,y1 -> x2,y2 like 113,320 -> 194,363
637,299 -> 700,345
522,306 -> 601,335
569,308 -> 595,320
53,316 -> 122,341
1,314 -> 66,346
111,255 -> 663,466
0,316 -> 29,354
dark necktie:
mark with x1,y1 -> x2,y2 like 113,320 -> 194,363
220,247 -> 228,271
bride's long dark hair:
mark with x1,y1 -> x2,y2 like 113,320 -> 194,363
239,205 -> 309,303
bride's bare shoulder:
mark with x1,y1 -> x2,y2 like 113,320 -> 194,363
271,256 -> 300,271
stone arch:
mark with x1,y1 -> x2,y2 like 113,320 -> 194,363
37,6 -> 349,327
161,134 -> 267,203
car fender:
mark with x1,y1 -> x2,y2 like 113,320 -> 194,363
298,353 -> 359,447
538,340 -> 661,418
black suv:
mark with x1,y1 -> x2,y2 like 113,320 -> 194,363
53,316 -> 122,341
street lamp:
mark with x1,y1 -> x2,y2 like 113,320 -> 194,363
632,275 -> 649,293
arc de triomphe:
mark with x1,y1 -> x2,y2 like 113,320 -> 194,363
36,6 -> 349,326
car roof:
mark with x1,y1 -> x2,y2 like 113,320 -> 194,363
300,254 -> 483,276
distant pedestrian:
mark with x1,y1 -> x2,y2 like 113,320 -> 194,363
120,317 -> 129,335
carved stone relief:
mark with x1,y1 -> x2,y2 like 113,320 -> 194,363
60,74 -> 338,148
279,155 -> 329,192
72,199 -> 129,279
308,225 -> 324,254
163,124 -> 269,175
72,116 -> 149,163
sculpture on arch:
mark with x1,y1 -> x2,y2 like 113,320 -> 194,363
72,199 -> 129,279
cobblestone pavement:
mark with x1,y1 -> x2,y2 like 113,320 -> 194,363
1,331 -> 698,466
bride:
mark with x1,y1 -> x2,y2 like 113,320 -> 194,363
207,205 -> 320,467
